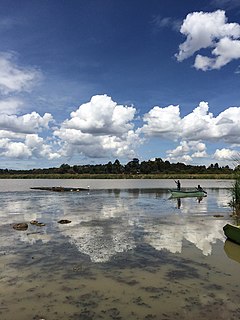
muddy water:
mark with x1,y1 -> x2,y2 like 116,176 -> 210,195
0,185 -> 239,320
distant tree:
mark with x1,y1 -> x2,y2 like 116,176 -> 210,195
125,158 -> 140,174
140,160 -> 159,174
155,158 -> 164,171
235,165 -> 240,172
0,157 -> 234,176
112,159 -> 123,174
58,163 -> 71,174
73,165 -> 81,174
106,161 -> 113,174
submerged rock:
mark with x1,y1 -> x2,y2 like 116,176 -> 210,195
30,220 -> 46,227
12,223 -> 28,231
58,219 -> 71,224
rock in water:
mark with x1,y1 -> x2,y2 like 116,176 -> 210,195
58,219 -> 71,224
12,223 -> 28,231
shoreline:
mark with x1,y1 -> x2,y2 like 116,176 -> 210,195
0,173 -> 236,179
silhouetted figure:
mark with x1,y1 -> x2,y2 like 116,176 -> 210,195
197,184 -> 203,191
175,180 -> 181,190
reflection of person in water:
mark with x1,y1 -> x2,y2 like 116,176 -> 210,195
197,197 -> 203,203
177,198 -> 181,209
175,180 -> 181,190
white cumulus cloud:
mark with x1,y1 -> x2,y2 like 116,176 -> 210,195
141,101 -> 240,144
176,10 -> 240,70
25,134 -> 60,160
0,111 -> 58,160
0,112 -> 53,134
214,148 -> 239,161
1,141 -> 32,159
0,133 -> 60,160
140,104 -> 181,139
141,101 -> 240,164
0,52 -> 59,162
54,94 -> 141,159
64,94 -> 136,135
166,141 -> 208,163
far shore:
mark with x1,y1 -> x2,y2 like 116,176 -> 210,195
0,173 -> 236,179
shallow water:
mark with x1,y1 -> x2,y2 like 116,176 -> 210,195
0,180 -> 239,320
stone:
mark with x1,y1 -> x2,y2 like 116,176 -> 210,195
58,219 -> 71,224
12,223 -> 28,231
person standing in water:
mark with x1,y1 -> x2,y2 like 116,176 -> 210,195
175,180 -> 181,190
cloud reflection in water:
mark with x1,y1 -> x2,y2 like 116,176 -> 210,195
1,188 -> 230,262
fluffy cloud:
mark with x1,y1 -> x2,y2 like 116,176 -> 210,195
141,101 -> 240,144
214,148 -> 239,161
0,94 -> 141,162
176,10 -> 240,70
63,94 -> 136,135
140,104 -> 181,139
0,111 -> 57,160
0,112 -> 53,134
54,95 -> 141,159
1,141 -> 32,158
214,107 -> 240,143
0,52 -> 41,94
140,101 -> 240,163
181,102 -> 214,139
0,52 -> 59,161
166,141 -> 190,157
166,141 -> 208,163
0,134 -> 60,160
25,134 -> 60,160
100,130 -> 140,158
195,37 -> 240,70
0,91 -> 239,166
0,110 -> 56,159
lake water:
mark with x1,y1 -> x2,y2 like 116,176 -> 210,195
0,179 -> 239,320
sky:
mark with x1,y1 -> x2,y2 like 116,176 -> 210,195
1,0 -> 240,169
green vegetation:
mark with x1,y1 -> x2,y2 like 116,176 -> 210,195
0,173 -> 235,179
229,174 -> 240,215
0,157 -> 237,179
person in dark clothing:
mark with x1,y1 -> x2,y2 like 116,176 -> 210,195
175,180 -> 181,190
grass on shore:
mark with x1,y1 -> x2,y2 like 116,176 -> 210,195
0,173 -> 236,179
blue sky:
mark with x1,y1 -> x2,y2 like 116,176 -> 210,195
0,0 -> 240,169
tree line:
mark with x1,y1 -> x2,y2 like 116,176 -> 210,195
0,158 -> 237,176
